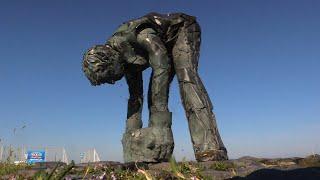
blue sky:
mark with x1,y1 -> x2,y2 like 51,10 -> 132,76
0,0 -> 319,162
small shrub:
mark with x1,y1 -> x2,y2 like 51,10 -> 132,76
0,162 -> 30,176
298,155 -> 320,167
210,161 -> 236,171
169,156 -> 205,179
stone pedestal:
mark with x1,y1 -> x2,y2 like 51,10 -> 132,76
122,111 -> 174,163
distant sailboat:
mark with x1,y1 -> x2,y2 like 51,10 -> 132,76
0,145 -> 3,162
81,148 -> 101,163
62,148 -> 69,164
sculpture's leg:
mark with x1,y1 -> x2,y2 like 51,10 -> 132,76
172,20 -> 228,161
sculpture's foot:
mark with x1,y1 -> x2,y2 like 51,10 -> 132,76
122,127 -> 174,163
195,148 -> 228,162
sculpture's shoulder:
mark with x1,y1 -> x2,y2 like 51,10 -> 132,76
114,16 -> 150,34
114,22 -> 130,34
109,16 -> 151,45
143,12 -> 196,26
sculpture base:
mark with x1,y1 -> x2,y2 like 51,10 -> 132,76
122,111 -> 174,163
122,127 -> 174,163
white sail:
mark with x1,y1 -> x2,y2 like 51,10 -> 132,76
81,148 -> 101,163
0,145 -> 3,162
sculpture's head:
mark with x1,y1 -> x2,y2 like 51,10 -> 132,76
82,45 -> 124,85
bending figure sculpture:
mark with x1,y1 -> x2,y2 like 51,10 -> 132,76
82,12 -> 228,162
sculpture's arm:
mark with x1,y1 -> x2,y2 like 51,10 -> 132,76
124,70 -> 143,132
137,28 -> 170,112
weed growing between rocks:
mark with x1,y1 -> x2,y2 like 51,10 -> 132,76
209,161 -> 236,171
168,156 -> 206,179
0,162 -> 31,176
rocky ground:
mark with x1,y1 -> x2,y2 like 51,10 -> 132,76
1,154 -> 320,179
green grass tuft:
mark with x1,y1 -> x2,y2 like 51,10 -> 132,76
209,161 -> 236,171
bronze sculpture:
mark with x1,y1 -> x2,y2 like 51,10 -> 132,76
82,12 -> 228,162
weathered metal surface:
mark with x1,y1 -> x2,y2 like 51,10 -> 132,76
83,12 -> 228,162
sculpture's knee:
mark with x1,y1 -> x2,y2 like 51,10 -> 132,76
175,68 -> 197,84
172,47 -> 194,69
175,68 -> 211,111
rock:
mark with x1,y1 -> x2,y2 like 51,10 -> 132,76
297,154 -> 320,167
122,126 -> 174,163
122,111 -> 174,163
33,161 -> 67,170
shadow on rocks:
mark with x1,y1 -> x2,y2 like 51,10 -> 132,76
230,167 -> 320,180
